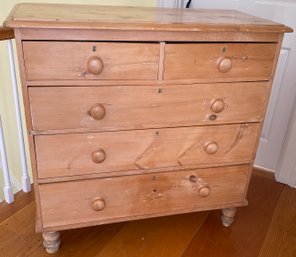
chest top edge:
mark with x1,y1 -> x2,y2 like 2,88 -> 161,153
4,3 -> 293,34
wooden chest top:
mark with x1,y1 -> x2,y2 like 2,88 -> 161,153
3,4 -> 292,253
5,3 -> 292,33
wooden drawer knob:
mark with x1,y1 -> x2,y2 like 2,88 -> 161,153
204,142 -> 218,155
89,104 -> 105,120
87,56 -> 104,75
198,185 -> 211,198
189,175 -> 211,198
92,149 -> 106,163
210,98 -> 225,113
218,57 -> 232,73
92,197 -> 105,211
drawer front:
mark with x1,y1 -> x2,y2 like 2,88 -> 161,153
23,42 -> 160,80
29,82 -> 268,132
164,43 -> 276,81
35,124 -> 259,178
39,165 -> 250,229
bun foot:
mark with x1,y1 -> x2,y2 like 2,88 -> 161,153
221,207 -> 236,227
42,231 -> 61,254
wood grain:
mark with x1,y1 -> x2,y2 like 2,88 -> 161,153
34,124 -> 259,179
28,83 -> 269,132
7,3 -> 291,253
29,223 -> 124,257
1,170 -> 294,257
5,3 -> 292,33
0,26 -> 14,40
38,165 -> 250,230
13,29 -> 34,132
95,212 -> 208,257
258,186 -> 296,257
0,188 -> 34,223
0,202 -> 42,257
23,41 -> 159,81
13,28 -> 44,233
1,202 -> 124,257
18,28 -> 283,42
164,43 -> 276,81
182,169 -> 285,257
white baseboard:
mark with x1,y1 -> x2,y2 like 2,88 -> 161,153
10,173 -> 22,192
253,164 -> 275,173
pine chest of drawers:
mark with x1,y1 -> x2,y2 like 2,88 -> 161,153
5,3 -> 292,254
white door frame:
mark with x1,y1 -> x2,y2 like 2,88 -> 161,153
276,99 -> 296,187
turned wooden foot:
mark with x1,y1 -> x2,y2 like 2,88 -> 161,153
221,207 -> 236,227
42,231 -> 61,254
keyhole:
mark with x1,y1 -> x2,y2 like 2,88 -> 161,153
209,114 -> 217,121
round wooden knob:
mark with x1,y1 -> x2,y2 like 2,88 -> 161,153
92,149 -> 106,163
87,56 -> 104,75
198,185 -> 211,197
89,104 -> 105,120
217,57 -> 232,73
204,142 -> 218,155
92,197 -> 105,211
210,98 -> 225,113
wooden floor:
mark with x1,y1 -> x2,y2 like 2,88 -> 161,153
1,169 -> 295,257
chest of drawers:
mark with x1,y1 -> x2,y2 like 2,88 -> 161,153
5,3 -> 292,254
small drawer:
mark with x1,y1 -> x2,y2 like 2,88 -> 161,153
35,124 -> 259,178
29,82 -> 268,132
164,43 -> 276,82
23,41 -> 160,80
39,165 -> 250,229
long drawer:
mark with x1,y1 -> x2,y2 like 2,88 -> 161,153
35,124 -> 259,178
23,42 -> 160,80
39,165 -> 250,229
29,82 -> 268,132
164,43 -> 276,81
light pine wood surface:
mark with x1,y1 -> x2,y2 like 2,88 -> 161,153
34,124 -> 259,179
29,83 -> 268,133
5,3 -> 292,33
38,165 -> 249,231
4,3 -> 292,254
23,42 -> 160,81
1,170 -> 295,257
164,43 -> 276,81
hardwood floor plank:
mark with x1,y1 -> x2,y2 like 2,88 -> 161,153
2,201 -> 36,235
258,186 -> 296,257
0,189 -> 34,223
0,202 -> 42,257
28,223 -> 125,257
0,199 -> 124,257
252,167 -> 275,181
95,212 -> 209,257
181,173 -> 284,257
